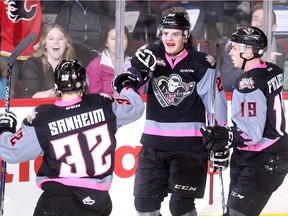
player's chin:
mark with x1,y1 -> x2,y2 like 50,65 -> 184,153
165,48 -> 178,56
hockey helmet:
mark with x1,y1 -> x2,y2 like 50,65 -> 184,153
54,59 -> 86,92
230,26 -> 268,57
157,12 -> 191,38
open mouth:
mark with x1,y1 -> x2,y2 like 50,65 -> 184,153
166,42 -> 175,47
52,47 -> 60,51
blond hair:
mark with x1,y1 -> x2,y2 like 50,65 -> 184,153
252,2 -> 277,24
32,24 -> 75,72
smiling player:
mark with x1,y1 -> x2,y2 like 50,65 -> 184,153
126,12 -> 227,216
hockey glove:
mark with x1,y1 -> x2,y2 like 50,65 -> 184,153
0,111 -> 17,133
112,72 -> 143,94
200,125 -> 235,152
209,149 -> 230,172
131,48 -> 157,77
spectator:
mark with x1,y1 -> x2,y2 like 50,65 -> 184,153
129,13 -> 227,216
251,3 -> 286,67
45,1 -> 116,67
86,24 -> 131,96
0,59 -> 145,216
221,2 -> 286,92
0,0 -> 42,97
201,26 -> 288,216
237,0 -> 251,15
19,24 -> 75,98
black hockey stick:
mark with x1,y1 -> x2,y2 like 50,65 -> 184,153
0,32 -> 37,216
214,43 -> 227,214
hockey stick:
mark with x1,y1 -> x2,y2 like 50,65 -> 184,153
214,43 -> 227,214
0,32 -> 37,216
204,40 -> 216,205
199,41 -> 225,209
219,168 -> 227,214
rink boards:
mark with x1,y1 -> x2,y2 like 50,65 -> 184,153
0,98 -> 288,216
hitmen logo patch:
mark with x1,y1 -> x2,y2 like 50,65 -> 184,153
205,54 -> 216,67
26,109 -> 38,124
239,77 -> 255,90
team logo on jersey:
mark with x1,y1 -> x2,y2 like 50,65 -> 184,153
26,109 -> 38,124
205,54 -> 216,67
152,74 -> 195,107
4,0 -> 38,23
239,77 -> 255,90
82,196 -> 95,205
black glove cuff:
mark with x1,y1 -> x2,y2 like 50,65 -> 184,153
0,126 -> 16,134
122,81 -> 140,95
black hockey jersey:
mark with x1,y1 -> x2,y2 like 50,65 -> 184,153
133,43 -> 227,151
232,61 -> 288,155
0,88 -> 144,193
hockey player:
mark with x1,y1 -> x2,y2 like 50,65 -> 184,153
0,59 -> 145,216
128,12 -> 227,216
201,26 -> 288,216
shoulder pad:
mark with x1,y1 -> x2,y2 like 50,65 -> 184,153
24,104 -> 54,126
189,50 -> 216,69
204,54 -> 216,68
85,93 -> 115,106
99,93 -> 113,100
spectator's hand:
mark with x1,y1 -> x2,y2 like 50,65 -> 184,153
271,52 -> 282,62
209,149 -> 230,172
0,112 -> 17,133
131,49 -> 157,73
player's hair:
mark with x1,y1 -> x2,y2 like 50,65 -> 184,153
32,24 -> 76,72
161,6 -> 188,18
